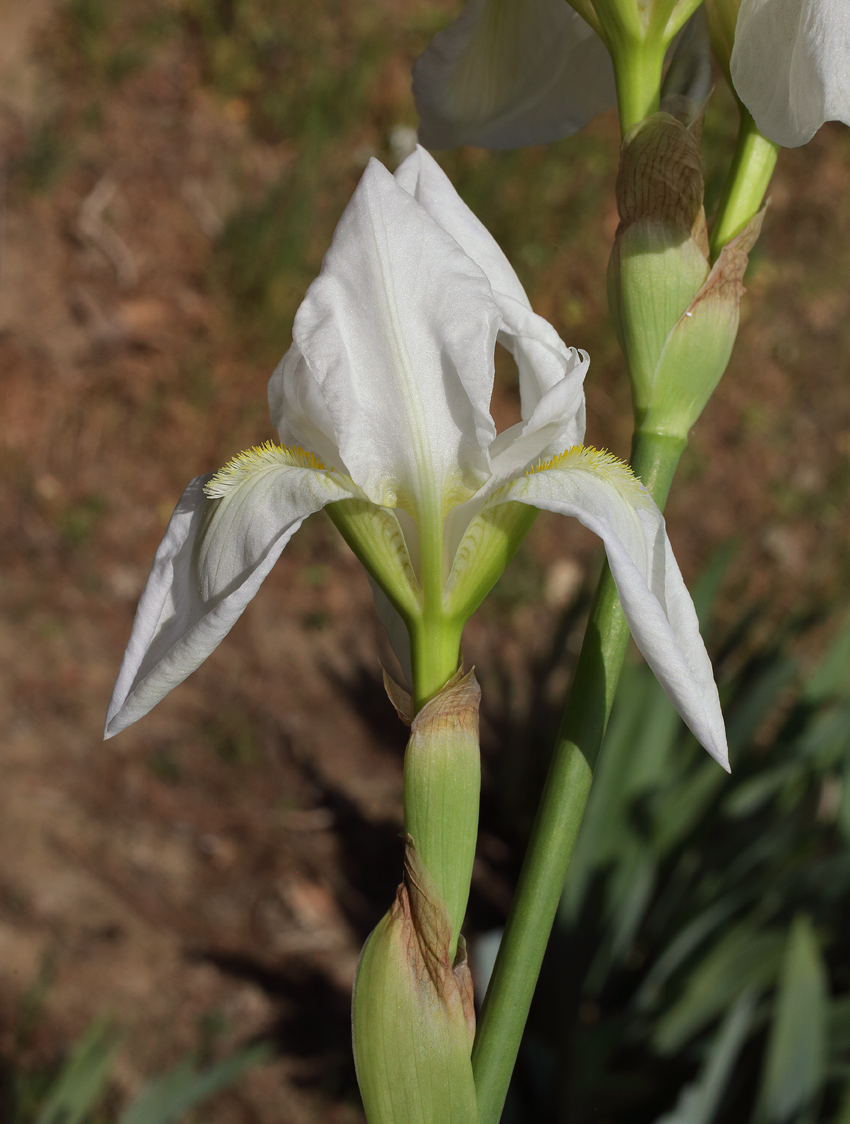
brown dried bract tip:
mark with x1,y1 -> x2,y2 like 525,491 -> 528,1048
410,667 -> 481,738
383,668 -> 415,726
396,837 -> 476,1048
616,112 -> 707,251
700,205 -> 767,308
383,664 -> 478,727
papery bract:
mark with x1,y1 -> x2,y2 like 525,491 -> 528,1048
105,146 -> 728,770
730,0 -> 850,147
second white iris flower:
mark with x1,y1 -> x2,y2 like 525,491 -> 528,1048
413,0 -> 850,151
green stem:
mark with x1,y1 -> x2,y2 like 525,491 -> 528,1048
612,35 -> 666,136
410,501 -> 462,711
471,430 -> 686,1124
410,614 -> 464,712
657,0 -> 704,40
710,106 -> 779,261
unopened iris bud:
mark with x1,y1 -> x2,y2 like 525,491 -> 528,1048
608,111 -> 763,442
352,839 -> 477,1124
394,668 -> 481,963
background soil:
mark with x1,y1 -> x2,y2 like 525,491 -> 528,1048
1,1 -> 849,1121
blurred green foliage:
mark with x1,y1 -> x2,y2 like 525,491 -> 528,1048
7,1017 -> 269,1124
59,495 -> 108,549
183,0 -> 387,145
504,560 -> 850,1124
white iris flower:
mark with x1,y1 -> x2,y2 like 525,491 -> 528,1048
731,0 -> 850,147
105,147 -> 727,770
413,0 -> 850,153
413,0 -> 616,149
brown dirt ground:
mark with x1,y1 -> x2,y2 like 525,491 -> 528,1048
1,1 -> 849,1121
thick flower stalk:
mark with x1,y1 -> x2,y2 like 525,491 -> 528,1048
353,675 -> 481,1124
105,145 -> 727,771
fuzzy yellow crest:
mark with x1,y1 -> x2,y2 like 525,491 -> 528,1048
528,444 -> 646,504
204,442 -> 325,499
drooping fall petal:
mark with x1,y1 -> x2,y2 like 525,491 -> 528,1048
488,449 -> 729,768
105,452 -> 356,738
413,0 -> 616,150
731,0 -> 850,147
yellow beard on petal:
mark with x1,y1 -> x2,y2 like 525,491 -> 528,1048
527,444 -> 648,506
203,442 -> 327,498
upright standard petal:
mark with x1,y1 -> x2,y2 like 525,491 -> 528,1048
486,448 -> 729,767
268,157 -> 500,520
105,450 -> 356,738
413,0 -> 616,150
395,147 -> 587,433
731,0 -> 850,147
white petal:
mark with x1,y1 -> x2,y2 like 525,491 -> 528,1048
396,146 -> 587,419
368,574 -> 413,687
412,0 -> 616,150
489,357 -> 588,479
276,157 -> 500,519
500,451 -> 728,767
394,145 -> 531,308
496,298 -> 589,428
731,0 -> 850,147
268,342 -> 347,472
105,460 -> 355,738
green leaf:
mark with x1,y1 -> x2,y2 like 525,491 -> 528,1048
797,704 -> 850,771
652,758 -> 726,854
653,923 -> 785,1055
827,995 -> 850,1061
118,1043 -> 271,1124
754,915 -> 828,1124
561,660 -> 650,921
802,615 -> 850,704
725,658 -> 798,758
606,845 -> 657,963
688,544 -> 738,633
841,753 -> 850,842
832,1074 -> 850,1124
562,658 -> 683,925
636,897 -> 741,1013
35,1017 -> 117,1124
654,989 -> 757,1124
722,765 -> 799,819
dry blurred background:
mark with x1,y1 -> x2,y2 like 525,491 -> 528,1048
1,0 -> 850,1121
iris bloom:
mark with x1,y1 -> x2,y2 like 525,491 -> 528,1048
414,0 -> 850,154
105,146 -> 727,769
730,0 -> 850,148
413,0 -> 616,149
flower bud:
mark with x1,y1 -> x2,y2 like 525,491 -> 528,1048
352,839 -> 477,1124
608,112 -> 763,441
389,668 -> 482,962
